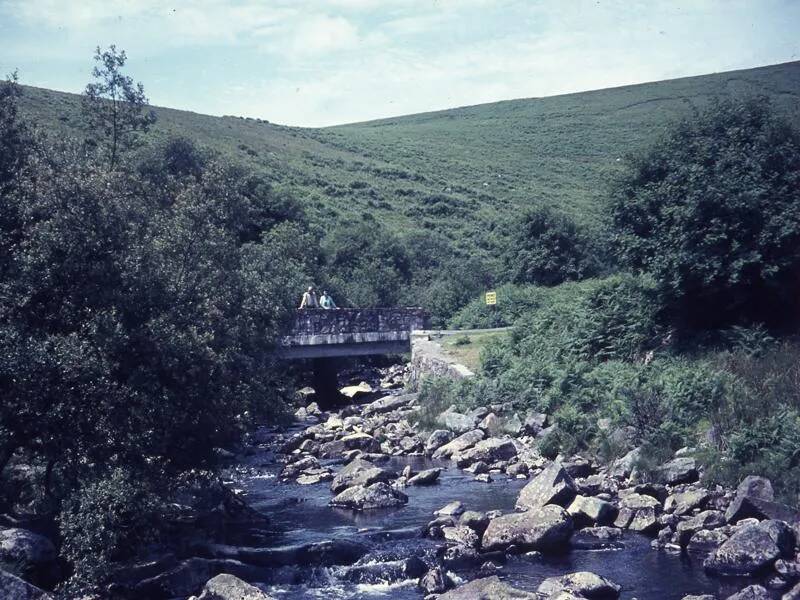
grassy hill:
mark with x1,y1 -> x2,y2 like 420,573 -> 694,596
17,61 -> 800,253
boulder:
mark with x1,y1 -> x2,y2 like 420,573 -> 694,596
704,524 -> 781,576
459,511 -> 490,535
436,501 -> 465,517
759,519 -> 795,557
133,558 -> 266,599
362,393 -> 416,416
453,437 -> 517,467
441,525 -> 480,548
337,557 -> 426,584
537,571 -> 621,598
726,476 -> 774,523
339,381 -> 373,399
571,527 -> 625,550
425,430 -> 454,454
436,576 -> 538,599
419,566 -> 452,594
614,493 -> 662,534
437,409 -> 479,434
0,529 -> 57,581
0,569 -> 53,600
784,581 -> 800,600
329,482 -> 408,511
676,510 -> 726,546
503,414 -> 524,435
407,468 -> 441,486
524,413 -> 548,435
432,429 -> 485,460
516,462 -> 577,512
330,459 -> 393,494
609,447 -> 640,480
687,529 -> 729,554
656,457 -> 699,485
197,574 -> 275,600
482,505 -> 573,552
567,495 -> 617,528
725,585 -> 770,600
665,489 -> 710,516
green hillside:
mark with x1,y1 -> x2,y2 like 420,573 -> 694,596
18,61 -> 800,250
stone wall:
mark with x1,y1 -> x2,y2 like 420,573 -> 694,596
409,333 -> 474,388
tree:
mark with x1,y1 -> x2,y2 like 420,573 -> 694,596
504,206 -> 597,286
0,72 -> 31,190
82,45 -> 156,169
611,97 -> 800,330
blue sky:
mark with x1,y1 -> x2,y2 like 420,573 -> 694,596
1,0 -> 798,127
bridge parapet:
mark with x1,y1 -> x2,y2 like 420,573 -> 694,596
278,308 -> 429,358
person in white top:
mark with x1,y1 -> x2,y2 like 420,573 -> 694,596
299,286 -> 319,308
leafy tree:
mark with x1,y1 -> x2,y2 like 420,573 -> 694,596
82,45 -> 156,169
611,97 -> 800,330
504,206 -> 597,286
0,72 -> 31,190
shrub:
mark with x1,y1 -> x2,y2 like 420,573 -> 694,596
611,97 -> 800,330
60,468 -> 163,587
504,206 -> 598,286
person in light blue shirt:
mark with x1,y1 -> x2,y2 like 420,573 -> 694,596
320,290 -> 337,309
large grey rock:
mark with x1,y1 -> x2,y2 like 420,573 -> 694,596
656,457 -> 699,485
362,393 -> 416,416
436,576 -> 538,599
0,569 -> 52,600
197,574 -> 275,600
687,529 -> 729,554
704,524 -> 781,576
571,527 -> 625,550
419,566 -> 452,594
759,519 -> 795,557
725,585 -> 770,600
567,495 -> 617,527
676,510 -> 726,546
134,558 -> 267,599
425,430 -> 454,454
609,447 -> 640,479
407,468 -> 441,486
330,458 -> 393,494
524,412 -> 548,435
614,493 -> 662,534
538,571 -> 621,598
726,476 -> 774,523
665,489 -> 710,516
329,482 -> 408,511
441,525 -> 480,548
0,529 -> 57,580
482,505 -> 573,552
452,437 -> 517,467
432,429 -> 485,460
436,409 -> 479,434
337,557 -> 426,584
516,462 -> 577,512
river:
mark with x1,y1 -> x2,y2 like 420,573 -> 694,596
224,419 -> 763,600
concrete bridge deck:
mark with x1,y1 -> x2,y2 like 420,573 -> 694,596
278,307 -> 429,359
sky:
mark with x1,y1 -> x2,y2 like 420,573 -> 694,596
1,0 -> 799,127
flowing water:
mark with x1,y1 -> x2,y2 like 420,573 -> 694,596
226,423 -> 766,600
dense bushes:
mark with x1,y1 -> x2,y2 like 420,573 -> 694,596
611,97 -> 800,331
0,76 -> 316,585
503,206 -> 599,286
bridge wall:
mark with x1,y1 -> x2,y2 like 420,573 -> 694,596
278,308 -> 429,359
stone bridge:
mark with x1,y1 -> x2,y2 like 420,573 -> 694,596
278,308 -> 429,359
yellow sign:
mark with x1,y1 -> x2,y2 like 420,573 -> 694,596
485,291 -> 497,306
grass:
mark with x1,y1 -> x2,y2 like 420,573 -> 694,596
16,61 -> 800,258
440,330 -> 509,371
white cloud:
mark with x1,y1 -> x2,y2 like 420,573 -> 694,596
286,15 -> 359,55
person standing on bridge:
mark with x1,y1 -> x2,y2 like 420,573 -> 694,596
299,286 -> 319,309
320,290 -> 337,309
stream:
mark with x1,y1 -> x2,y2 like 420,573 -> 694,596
224,418 -> 761,600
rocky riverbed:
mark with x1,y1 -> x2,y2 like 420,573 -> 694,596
5,364 -> 800,599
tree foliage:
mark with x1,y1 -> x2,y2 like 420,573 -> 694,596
82,45 -> 156,169
504,206 -> 597,286
611,97 -> 800,330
